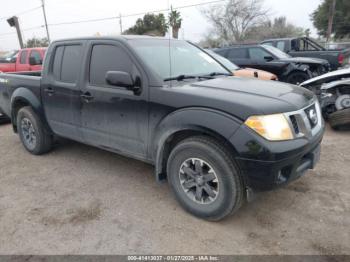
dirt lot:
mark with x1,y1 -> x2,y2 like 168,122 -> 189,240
0,123 -> 349,255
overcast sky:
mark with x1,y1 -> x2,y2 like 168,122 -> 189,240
0,0 -> 322,51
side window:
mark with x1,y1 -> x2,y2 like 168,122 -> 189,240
263,42 -> 274,47
89,44 -> 133,86
52,46 -> 64,80
29,50 -> 42,64
19,51 -> 27,64
248,47 -> 271,60
60,45 -> 82,83
276,41 -> 286,51
227,48 -> 247,59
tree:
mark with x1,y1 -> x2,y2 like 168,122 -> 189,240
245,17 -> 305,41
311,0 -> 350,39
202,0 -> 270,43
168,8 -> 182,39
25,37 -> 49,48
124,13 -> 168,36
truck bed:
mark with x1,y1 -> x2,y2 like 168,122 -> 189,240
0,71 -> 42,118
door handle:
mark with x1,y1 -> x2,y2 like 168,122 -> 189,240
81,92 -> 94,102
44,87 -> 55,96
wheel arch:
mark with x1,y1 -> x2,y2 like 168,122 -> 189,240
10,88 -> 48,132
152,108 -> 242,181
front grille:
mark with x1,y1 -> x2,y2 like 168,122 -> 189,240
285,101 -> 323,139
289,115 -> 299,134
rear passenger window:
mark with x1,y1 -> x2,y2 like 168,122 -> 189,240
248,47 -> 271,60
61,45 -> 82,83
19,51 -> 27,64
227,48 -> 247,59
89,44 -> 133,86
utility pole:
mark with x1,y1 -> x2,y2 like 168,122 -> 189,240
7,16 -> 24,48
41,0 -> 51,42
119,13 -> 123,34
326,0 -> 337,42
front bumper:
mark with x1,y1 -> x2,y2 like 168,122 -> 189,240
230,123 -> 325,192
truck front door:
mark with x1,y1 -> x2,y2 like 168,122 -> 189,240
80,41 -> 149,158
16,50 -> 30,72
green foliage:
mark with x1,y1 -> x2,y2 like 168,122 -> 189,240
311,0 -> 350,39
169,8 -> 182,39
25,37 -> 49,48
124,13 -> 168,36
245,16 -> 305,41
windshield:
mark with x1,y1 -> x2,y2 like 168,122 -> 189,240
262,45 -> 291,59
0,50 -> 18,60
129,39 -> 230,80
205,49 -> 239,71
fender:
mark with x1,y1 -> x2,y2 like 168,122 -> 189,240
152,107 -> 242,181
10,87 -> 50,132
281,63 -> 310,80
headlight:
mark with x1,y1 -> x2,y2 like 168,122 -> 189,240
244,114 -> 294,141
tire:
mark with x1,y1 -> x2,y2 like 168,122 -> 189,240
286,71 -> 310,85
329,108 -> 350,129
17,106 -> 53,155
167,136 -> 244,221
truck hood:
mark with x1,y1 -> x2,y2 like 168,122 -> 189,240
279,57 -> 329,65
301,67 -> 350,87
156,77 -> 314,120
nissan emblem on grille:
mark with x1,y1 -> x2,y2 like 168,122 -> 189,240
308,109 -> 318,125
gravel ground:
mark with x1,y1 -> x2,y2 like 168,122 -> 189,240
0,123 -> 349,255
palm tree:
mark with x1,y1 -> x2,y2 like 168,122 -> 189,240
168,8 -> 182,39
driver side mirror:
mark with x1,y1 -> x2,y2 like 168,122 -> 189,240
264,56 -> 274,62
106,71 -> 135,89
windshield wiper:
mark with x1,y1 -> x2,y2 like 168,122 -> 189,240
207,72 -> 232,77
164,74 -> 214,82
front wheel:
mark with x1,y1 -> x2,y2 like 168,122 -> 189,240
17,106 -> 53,155
167,136 -> 244,221
286,71 -> 310,85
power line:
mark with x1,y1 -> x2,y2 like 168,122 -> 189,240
48,0 -> 226,26
0,25 -> 44,37
0,5 -> 42,20
0,0 -> 226,38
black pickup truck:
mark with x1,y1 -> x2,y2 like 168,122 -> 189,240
261,37 -> 350,71
0,36 -> 325,220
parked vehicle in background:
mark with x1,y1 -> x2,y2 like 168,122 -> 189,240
0,109 -> 10,124
205,49 -> 278,81
214,44 -> 330,84
261,37 -> 350,71
0,48 -> 46,73
319,79 -> 350,129
0,36 -> 324,220
300,68 -> 350,96
300,68 -> 350,129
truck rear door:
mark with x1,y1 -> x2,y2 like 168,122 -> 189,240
80,40 -> 149,158
41,42 -> 84,141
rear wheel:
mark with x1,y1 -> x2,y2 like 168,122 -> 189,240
17,106 -> 53,155
329,108 -> 350,129
167,136 -> 244,221
286,71 -> 310,85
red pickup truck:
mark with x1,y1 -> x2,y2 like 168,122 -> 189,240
0,48 -> 46,73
